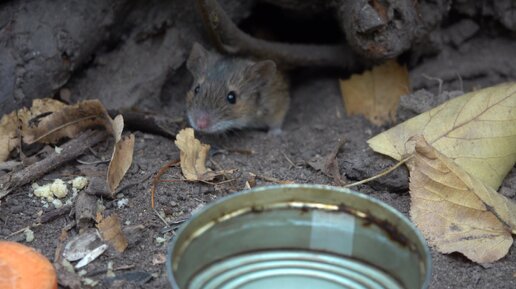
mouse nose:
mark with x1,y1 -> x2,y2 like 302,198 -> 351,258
196,114 -> 210,130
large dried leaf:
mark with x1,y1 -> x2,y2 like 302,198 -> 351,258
409,136 -> 514,263
339,60 -> 409,126
175,128 -> 212,181
0,99 -> 67,161
368,82 -> 516,189
22,99 -> 112,144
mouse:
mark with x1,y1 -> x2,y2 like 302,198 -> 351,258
185,42 -> 289,134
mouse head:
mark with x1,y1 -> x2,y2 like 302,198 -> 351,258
185,43 -> 276,133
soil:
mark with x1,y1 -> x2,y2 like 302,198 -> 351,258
2,70 -> 516,288
1,1 -> 516,289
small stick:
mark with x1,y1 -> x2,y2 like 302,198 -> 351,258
0,130 -> 108,199
153,208 -> 170,227
75,191 -> 98,230
150,159 -> 180,208
343,156 -> 413,188
281,151 -> 297,168
113,110 -> 182,138
7,223 -> 41,238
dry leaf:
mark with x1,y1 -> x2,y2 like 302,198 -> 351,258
175,128 -> 213,181
0,99 -> 67,162
368,82 -> 516,189
0,111 -> 20,162
340,60 -> 409,126
107,115 -> 135,192
0,98 -> 112,162
22,99 -> 112,144
409,136 -> 514,263
0,98 -> 134,194
97,214 -> 128,253
107,134 -> 135,192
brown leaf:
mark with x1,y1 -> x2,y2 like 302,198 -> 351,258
175,128 -> 217,181
107,115 -> 135,192
0,98 -> 68,162
409,136 -> 514,264
0,111 -> 20,162
22,99 -> 112,144
0,98 -> 116,162
97,214 -> 128,253
339,60 -> 409,126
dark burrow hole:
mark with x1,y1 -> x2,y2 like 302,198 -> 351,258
238,2 -> 343,45
238,2 -> 351,81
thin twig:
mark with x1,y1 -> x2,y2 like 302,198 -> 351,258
7,223 -> 41,238
343,156 -> 413,188
76,158 -> 110,165
150,159 -> 180,208
281,151 -> 297,168
153,208 -> 170,227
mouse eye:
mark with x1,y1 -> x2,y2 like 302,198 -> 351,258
226,91 -> 237,104
194,85 -> 200,95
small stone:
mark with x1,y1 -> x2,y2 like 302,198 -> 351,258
52,199 -> 63,208
24,228 -> 35,242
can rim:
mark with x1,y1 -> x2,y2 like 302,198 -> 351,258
166,184 -> 432,289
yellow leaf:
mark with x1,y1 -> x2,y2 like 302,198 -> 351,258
409,136 -> 513,264
175,128 -> 212,181
339,60 -> 409,126
368,82 -> 516,189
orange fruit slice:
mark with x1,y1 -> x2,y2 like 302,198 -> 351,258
0,241 -> 58,289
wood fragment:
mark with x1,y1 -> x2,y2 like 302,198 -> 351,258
112,109 -> 182,138
75,191 -> 98,230
85,176 -> 111,198
0,130 -> 109,199
40,204 -> 73,223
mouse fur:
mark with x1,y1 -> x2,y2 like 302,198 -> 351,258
185,43 -> 289,134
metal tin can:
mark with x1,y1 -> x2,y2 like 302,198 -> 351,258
166,184 -> 431,289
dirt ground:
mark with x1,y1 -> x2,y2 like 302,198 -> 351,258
2,66 -> 516,288
1,2 -> 516,288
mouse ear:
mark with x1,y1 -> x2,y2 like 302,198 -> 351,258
187,43 -> 209,78
244,60 -> 277,87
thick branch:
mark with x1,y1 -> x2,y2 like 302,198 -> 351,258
0,130 -> 108,199
196,0 -> 359,69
